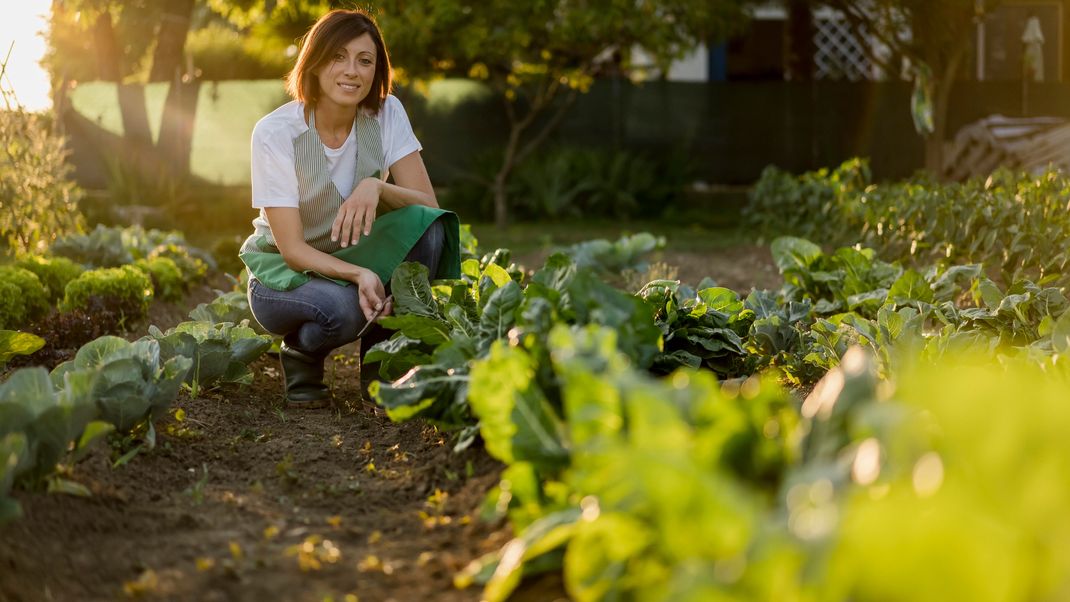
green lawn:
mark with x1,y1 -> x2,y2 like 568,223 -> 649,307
70,81 -> 291,186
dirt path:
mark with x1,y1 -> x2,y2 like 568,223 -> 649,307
0,350 -> 552,602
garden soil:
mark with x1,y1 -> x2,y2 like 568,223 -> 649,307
0,248 -> 777,602
0,351 -> 565,602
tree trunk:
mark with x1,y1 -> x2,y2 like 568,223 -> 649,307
492,175 -> 509,230
492,124 -> 522,229
148,0 -> 195,83
91,11 -> 121,81
157,79 -> 201,177
924,42 -> 967,177
92,11 -> 153,149
785,0 -> 815,81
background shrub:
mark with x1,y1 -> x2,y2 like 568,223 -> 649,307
14,255 -> 85,303
60,266 -> 153,321
0,110 -> 84,255
444,145 -> 693,221
210,235 -> 245,277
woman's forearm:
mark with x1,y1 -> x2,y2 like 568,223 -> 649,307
374,179 -> 438,211
280,240 -> 366,282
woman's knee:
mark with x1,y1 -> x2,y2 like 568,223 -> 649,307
249,278 -> 363,345
405,219 -> 445,270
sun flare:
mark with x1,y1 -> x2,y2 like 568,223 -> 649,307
0,0 -> 52,112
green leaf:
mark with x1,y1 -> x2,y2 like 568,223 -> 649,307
531,253 -> 576,294
889,270 -> 935,305
480,281 -> 523,341
567,271 -> 662,369
444,303 -> 477,337
73,336 -> 130,369
479,508 -> 582,602
377,314 -> 452,345
391,262 -> 439,318
74,421 -> 114,461
653,350 -> 703,371
220,361 -> 254,386
227,326 -> 272,365
696,288 -> 743,315
770,237 -> 822,273
28,401 -> 97,480
930,264 -> 982,301
565,512 -> 654,602
744,290 -> 780,320
0,432 -> 29,497
0,367 -> 56,417
478,263 -> 514,312
1051,310 -> 1070,354
371,364 -> 469,427
468,342 -> 568,470
847,289 -> 889,313
365,334 -> 433,381
974,278 -> 1004,310
0,330 -> 44,366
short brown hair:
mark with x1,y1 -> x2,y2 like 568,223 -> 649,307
285,9 -> 392,114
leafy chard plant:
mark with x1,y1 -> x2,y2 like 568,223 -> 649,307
368,250 -> 663,429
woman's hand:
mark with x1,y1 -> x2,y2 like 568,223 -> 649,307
332,177 -> 382,247
351,267 -> 387,322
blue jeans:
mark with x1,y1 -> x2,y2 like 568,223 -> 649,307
248,219 -> 445,358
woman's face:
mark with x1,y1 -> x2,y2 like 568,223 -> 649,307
315,33 -> 377,110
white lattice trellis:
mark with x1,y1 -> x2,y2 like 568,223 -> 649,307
814,17 -> 875,81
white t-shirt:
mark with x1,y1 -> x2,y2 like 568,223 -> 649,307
250,94 -> 422,208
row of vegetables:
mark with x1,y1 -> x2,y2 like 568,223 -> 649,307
357,175 -> 1070,599
0,224 -> 270,522
0,224 -> 214,332
744,159 -> 1070,286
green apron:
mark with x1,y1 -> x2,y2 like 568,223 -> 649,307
239,107 -> 459,291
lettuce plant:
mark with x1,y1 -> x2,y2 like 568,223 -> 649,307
14,255 -> 84,304
149,321 -> 272,395
59,265 -> 153,320
0,266 -> 50,328
134,256 -> 185,302
50,336 -> 191,433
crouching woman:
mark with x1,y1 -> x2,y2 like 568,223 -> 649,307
239,9 -> 459,408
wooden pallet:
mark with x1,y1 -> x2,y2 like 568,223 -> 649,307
944,115 -> 1070,180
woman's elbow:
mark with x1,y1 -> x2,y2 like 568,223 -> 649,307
277,246 -> 306,271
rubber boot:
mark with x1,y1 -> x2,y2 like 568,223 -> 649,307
280,343 -> 330,408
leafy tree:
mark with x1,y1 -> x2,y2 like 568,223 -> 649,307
373,0 -> 751,227
821,0 -> 999,174
47,0 -> 201,177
